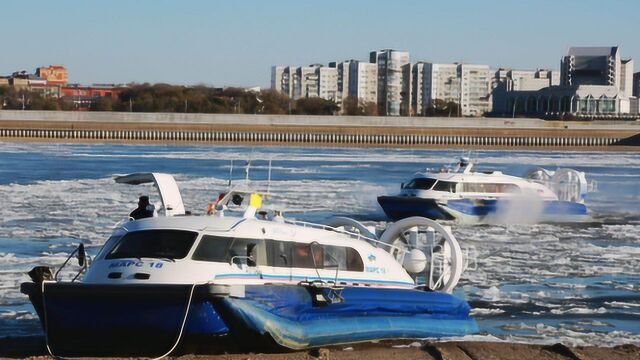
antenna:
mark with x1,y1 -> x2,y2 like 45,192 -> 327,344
244,160 -> 251,183
267,158 -> 272,197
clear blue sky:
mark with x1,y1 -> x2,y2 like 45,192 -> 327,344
1,0 -> 638,88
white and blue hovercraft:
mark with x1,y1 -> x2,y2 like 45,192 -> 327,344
21,172 -> 477,358
378,157 -> 592,224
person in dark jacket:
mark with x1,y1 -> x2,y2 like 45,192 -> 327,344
129,195 -> 154,220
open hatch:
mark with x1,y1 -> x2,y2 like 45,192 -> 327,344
115,173 -> 186,216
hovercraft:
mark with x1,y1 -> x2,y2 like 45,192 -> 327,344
21,172 -> 476,357
378,157 -> 592,224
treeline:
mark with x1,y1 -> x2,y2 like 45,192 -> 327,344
1,83 -> 465,117
1,84 -> 380,116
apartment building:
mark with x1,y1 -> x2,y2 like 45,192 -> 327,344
422,63 -> 460,115
370,49 -> 411,116
317,66 -> 338,102
270,66 -> 295,98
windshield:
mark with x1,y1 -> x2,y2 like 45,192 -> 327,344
404,178 -> 437,190
106,230 -> 198,260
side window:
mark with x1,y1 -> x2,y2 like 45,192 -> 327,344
346,247 -> 364,272
227,238 -> 265,266
292,242 -> 323,269
433,180 -> 457,193
192,236 -> 265,266
265,241 -> 363,272
267,240 -> 292,267
323,245 -> 346,269
321,245 -> 364,272
462,183 -> 520,193
192,236 -> 232,262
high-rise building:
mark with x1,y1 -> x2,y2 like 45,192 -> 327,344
271,65 -> 295,98
561,46 -> 633,96
420,63 -> 491,116
272,64 -> 338,102
295,65 -> 321,99
330,60 -> 377,110
370,49 -> 411,116
620,59 -> 634,97
330,60 -> 355,106
459,64 -> 492,116
411,62 -> 426,116
348,61 -> 377,105
317,66 -> 338,102
634,72 -> 640,97
503,46 -> 636,118
422,63 -> 459,115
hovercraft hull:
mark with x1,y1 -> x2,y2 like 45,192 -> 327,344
379,195 -> 589,223
211,284 -> 477,350
377,196 -> 454,221
22,282 -> 476,355
442,198 -> 590,223
21,282 -> 228,357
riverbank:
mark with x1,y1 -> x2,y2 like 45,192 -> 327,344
1,111 -> 639,149
2,336 -> 639,359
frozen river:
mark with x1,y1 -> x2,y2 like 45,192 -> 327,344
0,142 -> 639,346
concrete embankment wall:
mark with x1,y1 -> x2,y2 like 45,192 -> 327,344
0,110 -> 639,149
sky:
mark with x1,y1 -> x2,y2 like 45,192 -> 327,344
1,0 -> 638,88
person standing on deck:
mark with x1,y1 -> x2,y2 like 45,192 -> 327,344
129,195 -> 154,220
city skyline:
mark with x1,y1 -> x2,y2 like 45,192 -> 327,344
1,0 -> 639,87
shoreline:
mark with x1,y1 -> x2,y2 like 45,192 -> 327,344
2,336 -> 638,359
0,111 -> 639,150
2,136 -> 640,152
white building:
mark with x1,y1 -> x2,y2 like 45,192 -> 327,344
295,65 -> 321,99
459,64 -> 492,116
503,46 -> 638,119
411,62 -> 426,116
330,60 -> 378,111
561,46 -> 633,96
349,61 -> 378,104
422,63 -> 460,115
270,66 -> 295,98
492,69 -> 559,114
620,59 -> 634,98
317,66 -> 338,102
330,60 -> 355,106
370,49 -> 411,116
419,63 -> 491,116
272,64 -> 340,101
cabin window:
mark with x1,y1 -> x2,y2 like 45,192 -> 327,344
265,240 -> 363,271
293,242 -> 323,269
106,230 -> 198,260
323,245 -> 364,272
433,180 -> 457,193
266,240 -> 292,267
191,236 -> 232,262
404,178 -> 437,190
461,183 -> 520,193
192,236 -> 266,266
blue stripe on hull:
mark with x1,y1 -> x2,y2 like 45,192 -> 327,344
377,196 -> 454,221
